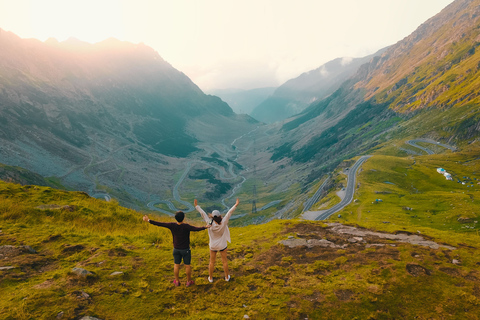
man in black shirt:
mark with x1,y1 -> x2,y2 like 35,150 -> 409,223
143,211 -> 210,287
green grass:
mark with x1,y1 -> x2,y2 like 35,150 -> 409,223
330,145 -> 480,239
2,142 -> 480,319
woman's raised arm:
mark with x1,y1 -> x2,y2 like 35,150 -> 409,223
194,199 -> 210,224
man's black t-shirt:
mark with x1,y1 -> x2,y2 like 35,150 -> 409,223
149,220 -> 206,249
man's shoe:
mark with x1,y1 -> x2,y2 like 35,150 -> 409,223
208,277 -> 213,283
186,280 -> 195,287
225,275 -> 231,282
173,279 -> 180,287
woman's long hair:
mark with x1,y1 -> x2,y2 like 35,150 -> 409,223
213,215 -> 222,225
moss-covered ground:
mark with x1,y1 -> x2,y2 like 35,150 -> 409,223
2,154 -> 480,320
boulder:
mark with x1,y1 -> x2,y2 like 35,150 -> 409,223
0,266 -> 16,271
71,267 -> 94,277
0,245 -> 36,256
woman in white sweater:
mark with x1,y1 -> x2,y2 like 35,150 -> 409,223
194,198 -> 239,282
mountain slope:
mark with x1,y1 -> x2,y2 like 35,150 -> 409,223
250,53 -> 383,124
207,87 -> 276,115
268,0 -> 480,168
0,30 -> 257,207
0,31 -> 247,157
1,158 -> 480,319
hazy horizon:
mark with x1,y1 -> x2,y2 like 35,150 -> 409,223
1,0 -> 455,91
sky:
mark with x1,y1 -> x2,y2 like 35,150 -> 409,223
0,0 -> 455,91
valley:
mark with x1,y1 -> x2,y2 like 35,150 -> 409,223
2,0 -> 480,318
1,140 -> 480,319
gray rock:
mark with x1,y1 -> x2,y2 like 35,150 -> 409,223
348,237 -> 363,243
325,223 -> 456,250
0,266 -> 15,271
366,244 -> 385,248
56,311 -> 64,319
280,238 -> 346,249
452,259 -> 461,265
71,268 -> 93,277
0,245 -> 36,256
22,245 -> 37,254
110,271 -> 124,276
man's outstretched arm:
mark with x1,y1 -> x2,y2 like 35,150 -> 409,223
143,215 -> 173,228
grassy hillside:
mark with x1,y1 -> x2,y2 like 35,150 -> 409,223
2,145 -> 480,320
331,143 -> 480,234
0,164 -> 63,189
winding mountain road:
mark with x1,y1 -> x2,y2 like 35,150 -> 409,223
303,177 -> 330,212
406,139 -> 456,155
148,126 -> 262,214
303,155 -> 372,221
303,138 -> 457,221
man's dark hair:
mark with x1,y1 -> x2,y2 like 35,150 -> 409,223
175,211 -> 185,222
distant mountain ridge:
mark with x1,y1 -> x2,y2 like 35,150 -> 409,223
207,87 -> 276,115
267,0 -> 480,172
250,52 -> 385,124
0,29 -> 257,207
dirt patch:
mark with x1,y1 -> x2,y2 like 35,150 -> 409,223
61,244 -> 85,255
406,264 -> 431,277
439,267 -> 461,277
33,279 -> 56,289
335,289 -> 355,301
108,247 -> 129,257
0,252 -> 57,284
464,272 -> 479,281
0,245 -> 36,257
36,204 -> 77,212
474,285 -> 480,298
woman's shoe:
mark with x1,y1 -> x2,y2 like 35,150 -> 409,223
186,280 -> 195,287
225,275 -> 231,282
173,279 -> 180,287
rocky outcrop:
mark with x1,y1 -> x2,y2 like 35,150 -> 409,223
71,267 -> 94,277
279,223 -> 456,250
0,245 -> 37,257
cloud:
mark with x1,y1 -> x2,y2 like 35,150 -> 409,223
319,65 -> 329,77
341,57 -> 354,66
183,57 -> 282,91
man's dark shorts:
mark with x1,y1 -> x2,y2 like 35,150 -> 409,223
173,248 -> 191,265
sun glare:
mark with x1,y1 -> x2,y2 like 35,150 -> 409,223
17,0 -> 124,44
